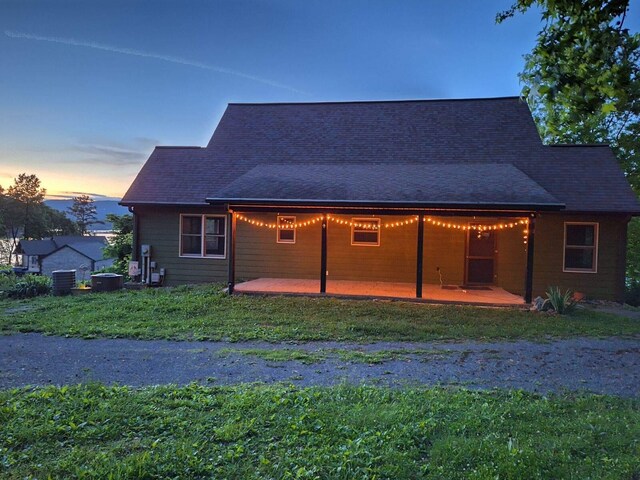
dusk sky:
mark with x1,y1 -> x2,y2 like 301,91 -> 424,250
2,0 -> 638,200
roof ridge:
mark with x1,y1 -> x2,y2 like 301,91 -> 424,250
227,96 -> 522,107
155,146 -> 203,149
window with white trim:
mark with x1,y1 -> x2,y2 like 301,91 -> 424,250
563,222 -> 598,272
351,218 -> 380,246
277,216 -> 296,243
180,214 -> 226,258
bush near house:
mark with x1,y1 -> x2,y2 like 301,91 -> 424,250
4,274 -> 51,299
626,279 -> 640,307
542,286 -> 577,314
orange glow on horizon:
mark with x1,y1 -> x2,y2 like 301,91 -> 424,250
0,165 -> 134,200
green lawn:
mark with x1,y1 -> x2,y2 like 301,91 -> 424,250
1,383 -> 638,479
1,284 -> 638,342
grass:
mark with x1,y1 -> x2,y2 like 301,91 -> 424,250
219,347 -> 453,364
1,383 -> 638,479
1,284 -> 638,342
219,347 -> 327,364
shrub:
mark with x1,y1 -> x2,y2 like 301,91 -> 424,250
6,274 -> 52,299
625,279 -> 640,307
93,264 -> 129,281
0,270 -> 18,294
543,286 -> 577,314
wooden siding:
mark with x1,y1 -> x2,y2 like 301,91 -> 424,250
532,213 -> 628,301
236,213 -> 527,289
236,213 -> 321,280
326,215 -> 416,282
136,206 -> 229,286
422,217 -> 527,294
136,208 -> 628,301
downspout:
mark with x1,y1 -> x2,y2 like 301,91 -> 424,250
128,206 -> 139,263
619,215 -> 632,303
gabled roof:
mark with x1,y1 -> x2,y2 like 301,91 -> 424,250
45,244 -> 94,262
15,236 -> 110,261
121,96 -> 640,214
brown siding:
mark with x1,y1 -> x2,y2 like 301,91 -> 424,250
532,213 -> 629,301
236,214 -> 527,290
422,217 -> 526,294
423,221 -> 465,286
136,208 -> 628,301
326,215 -> 416,282
495,224 -> 528,295
236,213 -> 321,280
136,206 -> 229,286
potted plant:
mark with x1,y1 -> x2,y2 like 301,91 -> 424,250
71,279 -> 92,296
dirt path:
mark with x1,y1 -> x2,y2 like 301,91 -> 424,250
1,334 -> 638,396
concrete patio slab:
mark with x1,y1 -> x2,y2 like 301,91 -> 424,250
234,278 -> 525,306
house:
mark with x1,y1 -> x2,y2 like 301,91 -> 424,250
121,97 -> 640,304
15,236 -> 114,277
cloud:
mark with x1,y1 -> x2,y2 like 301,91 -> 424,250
5,30 -> 306,94
71,143 -> 149,166
46,192 -> 120,201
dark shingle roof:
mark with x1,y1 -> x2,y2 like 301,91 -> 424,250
121,97 -> 640,213
65,238 -> 109,261
16,236 -> 109,260
14,239 -> 56,256
213,163 -> 562,208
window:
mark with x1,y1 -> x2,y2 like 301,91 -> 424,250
351,218 -> 380,246
180,214 -> 226,258
563,222 -> 598,272
277,216 -> 296,244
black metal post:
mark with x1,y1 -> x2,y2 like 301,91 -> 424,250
524,215 -> 536,304
228,211 -> 237,294
320,214 -> 327,293
416,214 -> 424,298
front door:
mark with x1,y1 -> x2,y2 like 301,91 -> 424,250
466,226 -> 496,285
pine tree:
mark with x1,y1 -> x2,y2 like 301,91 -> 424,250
68,195 -> 102,235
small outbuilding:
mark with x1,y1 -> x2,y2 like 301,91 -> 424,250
15,236 -> 114,276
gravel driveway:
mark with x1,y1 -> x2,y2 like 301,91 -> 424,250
1,334 -> 638,396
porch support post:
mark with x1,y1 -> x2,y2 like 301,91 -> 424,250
524,215 -> 536,304
227,211 -> 237,294
416,214 -> 424,298
320,213 -> 327,293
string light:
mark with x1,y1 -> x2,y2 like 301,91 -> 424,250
235,213 -> 529,235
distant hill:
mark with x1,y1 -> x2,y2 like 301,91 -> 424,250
45,200 -> 129,231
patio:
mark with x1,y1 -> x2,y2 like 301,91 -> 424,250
234,278 -> 526,306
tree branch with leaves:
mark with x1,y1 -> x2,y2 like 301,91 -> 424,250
498,0 -> 640,286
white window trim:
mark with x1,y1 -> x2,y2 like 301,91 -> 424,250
276,215 -> 296,244
563,222 -> 598,273
179,214 -> 227,259
351,217 -> 381,247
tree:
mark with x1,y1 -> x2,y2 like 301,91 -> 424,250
45,208 -> 79,236
498,0 -> 640,282
103,213 -> 133,276
497,0 -> 639,187
6,173 -> 46,241
67,194 -> 102,235
0,175 -> 81,264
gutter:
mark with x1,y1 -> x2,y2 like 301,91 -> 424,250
206,197 -> 566,212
